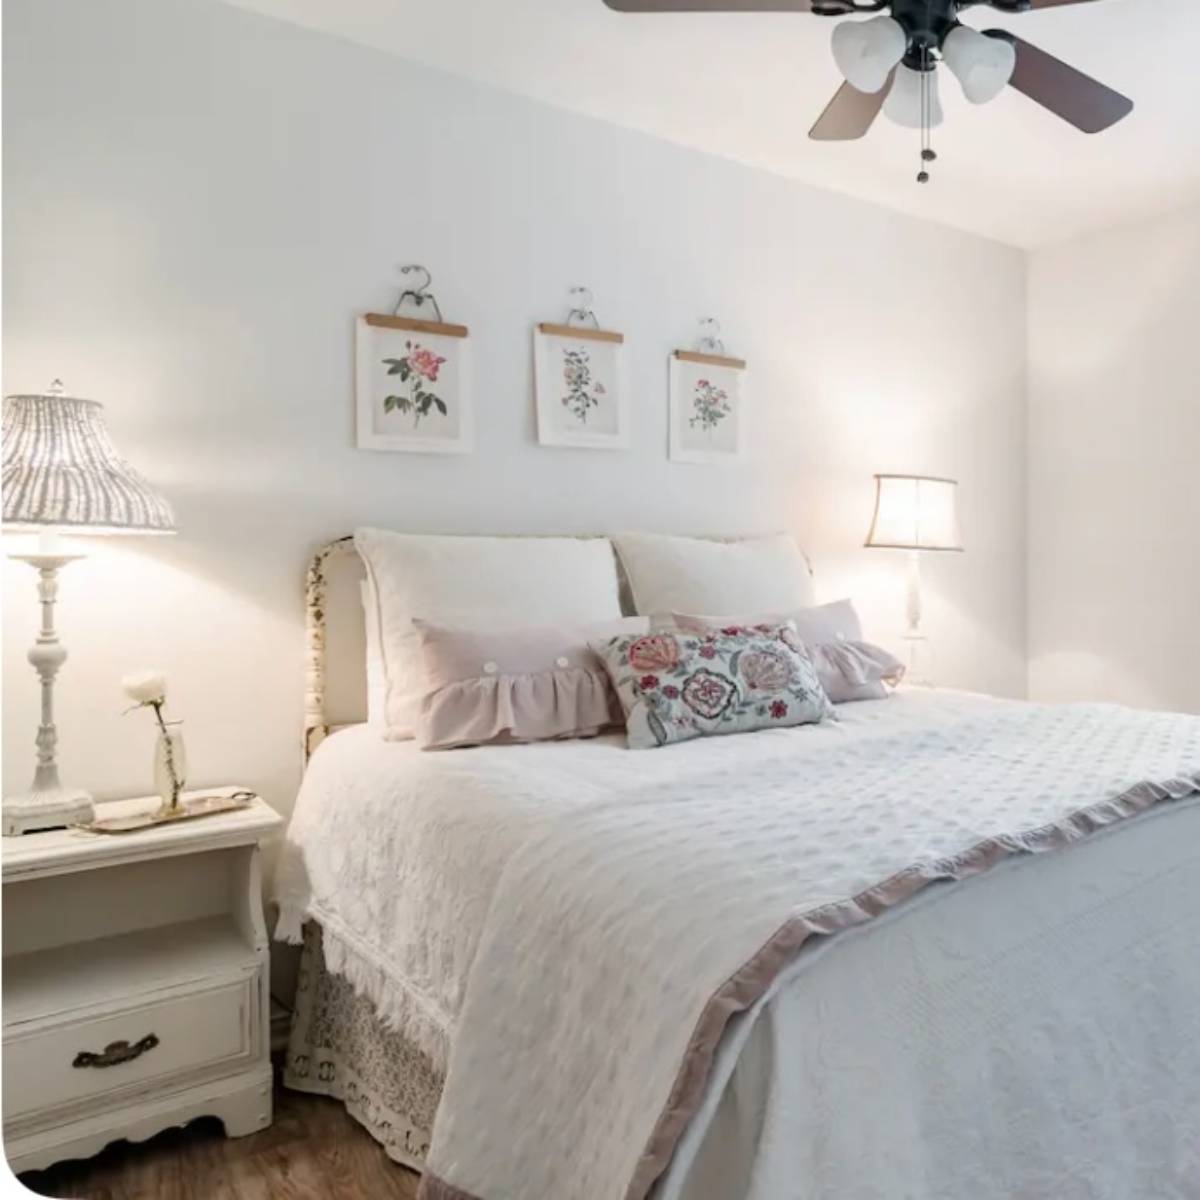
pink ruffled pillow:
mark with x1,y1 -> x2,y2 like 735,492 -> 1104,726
803,640 -> 905,703
414,617 -> 648,750
663,602 -> 905,703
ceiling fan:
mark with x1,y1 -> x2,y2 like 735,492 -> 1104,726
602,0 -> 1132,179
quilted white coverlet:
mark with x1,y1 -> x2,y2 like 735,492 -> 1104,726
274,692 -> 1200,1200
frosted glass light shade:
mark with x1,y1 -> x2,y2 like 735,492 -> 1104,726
2,391 -> 176,534
831,16 -> 907,95
942,24 -> 1016,104
883,64 -> 943,129
865,475 -> 963,552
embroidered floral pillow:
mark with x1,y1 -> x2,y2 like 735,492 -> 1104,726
592,624 -> 833,749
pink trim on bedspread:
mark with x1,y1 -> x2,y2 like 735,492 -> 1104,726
417,771 -> 1200,1200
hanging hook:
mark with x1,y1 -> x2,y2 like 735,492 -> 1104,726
394,264 -> 444,323
401,264 -> 432,294
565,286 -> 600,330
697,318 -> 726,356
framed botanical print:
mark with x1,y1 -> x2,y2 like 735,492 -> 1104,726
356,313 -> 472,453
669,349 -> 747,464
533,323 -> 629,450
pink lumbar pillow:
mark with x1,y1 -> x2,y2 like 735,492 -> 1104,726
662,601 -> 904,703
803,640 -> 905,703
414,617 -> 649,750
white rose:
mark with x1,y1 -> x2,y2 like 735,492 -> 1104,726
122,670 -> 166,706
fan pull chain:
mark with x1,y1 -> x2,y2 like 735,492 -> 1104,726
917,45 -> 936,184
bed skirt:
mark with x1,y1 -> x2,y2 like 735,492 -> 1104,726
283,922 -> 442,1172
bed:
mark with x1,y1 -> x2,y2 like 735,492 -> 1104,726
275,535 -> 1200,1200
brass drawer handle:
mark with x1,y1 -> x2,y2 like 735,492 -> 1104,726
72,1034 -> 159,1069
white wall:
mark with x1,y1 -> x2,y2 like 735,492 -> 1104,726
1027,206 -> 1200,713
2,0 -> 1028,817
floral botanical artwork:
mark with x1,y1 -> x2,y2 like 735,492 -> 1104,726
382,341 -> 447,429
357,316 -> 471,454
688,378 -> 731,434
561,347 -> 606,425
669,354 -> 746,464
534,325 -> 628,449
593,624 -> 831,749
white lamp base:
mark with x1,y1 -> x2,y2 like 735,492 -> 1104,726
3,787 -> 95,836
902,633 -> 936,688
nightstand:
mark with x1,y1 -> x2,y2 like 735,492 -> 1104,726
1,789 -> 283,1174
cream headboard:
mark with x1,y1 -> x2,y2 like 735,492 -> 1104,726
304,535 -> 362,760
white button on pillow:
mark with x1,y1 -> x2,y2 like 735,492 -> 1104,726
356,529 -> 624,740
612,532 -> 815,616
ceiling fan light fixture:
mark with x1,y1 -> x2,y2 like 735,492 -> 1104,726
830,16 -> 907,95
941,24 -> 1017,104
883,63 -> 944,129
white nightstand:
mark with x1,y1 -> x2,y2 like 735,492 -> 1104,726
1,789 -> 283,1174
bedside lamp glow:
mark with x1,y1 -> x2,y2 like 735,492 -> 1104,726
2,381 -> 176,835
865,474 -> 962,682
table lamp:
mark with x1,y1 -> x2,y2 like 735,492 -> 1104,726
864,473 -> 962,683
2,381 -> 176,835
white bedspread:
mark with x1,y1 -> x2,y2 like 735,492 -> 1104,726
274,692 -> 1200,1200
276,691 -> 1002,1065
665,798 -> 1200,1200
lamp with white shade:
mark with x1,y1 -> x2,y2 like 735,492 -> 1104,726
2,381 -> 176,835
864,474 -> 962,684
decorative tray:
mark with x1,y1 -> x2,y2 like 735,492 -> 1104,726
77,791 -> 255,835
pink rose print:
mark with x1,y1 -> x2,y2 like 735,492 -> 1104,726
628,635 -> 680,672
639,675 -> 660,691
770,699 -> 788,720
409,346 -> 446,383
661,684 -> 680,700
698,644 -> 718,660
721,626 -> 743,637
381,340 -> 449,429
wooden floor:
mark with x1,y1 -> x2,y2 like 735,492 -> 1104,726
19,1084 -> 421,1200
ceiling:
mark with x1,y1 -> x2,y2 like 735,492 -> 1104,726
224,0 -> 1200,248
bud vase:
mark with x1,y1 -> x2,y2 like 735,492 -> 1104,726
154,721 -> 187,816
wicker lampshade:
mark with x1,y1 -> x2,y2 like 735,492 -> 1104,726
2,386 -> 176,534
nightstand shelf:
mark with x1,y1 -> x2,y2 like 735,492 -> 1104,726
5,916 -> 258,1026
2,791 -> 282,1174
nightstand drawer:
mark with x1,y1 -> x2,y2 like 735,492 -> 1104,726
3,976 -> 254,1122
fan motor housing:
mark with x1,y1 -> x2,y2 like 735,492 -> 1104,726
890,0 -> 959,67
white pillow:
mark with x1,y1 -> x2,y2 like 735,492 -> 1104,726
612,532 -> 814,616
362,578 -> 387,728
355,529 -> 623,739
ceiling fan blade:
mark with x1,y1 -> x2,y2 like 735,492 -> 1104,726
808,76 -> 891,141
986,31 -> 1133,133
603,0 -> 812,11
